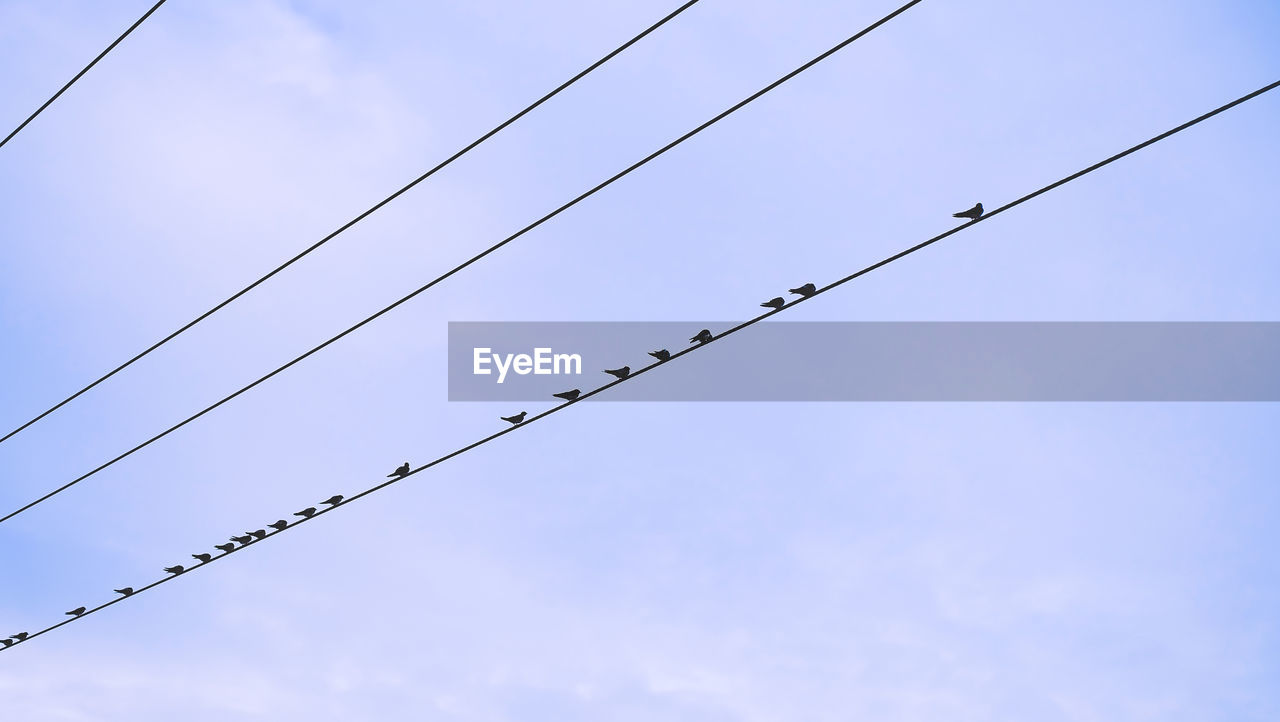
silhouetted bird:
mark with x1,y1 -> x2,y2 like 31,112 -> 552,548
1,639 -> 12,648
192,553 -> 213,563
553,389 -> 581,401
690,329 -> 713,344
164,566 -> 185,575
649,349 -> 671,362
215,543 -> 236,553
604,366 -> 630,379
953,202 -> 983,220
321,495 -> 343,507
761,297 -> 785,310
501,411 -> 527,425
269,520 -> 289,531
295,507 -> 317,518
230,535 -> 252,545
250,529 -> 267,539
789,283 -> 816,297
388,462 -> 410,478
11,633 -> 28,641
114,588 -> 134,596
66,607 -> 86,617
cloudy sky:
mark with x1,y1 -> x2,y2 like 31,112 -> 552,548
1,0 -> 1277,719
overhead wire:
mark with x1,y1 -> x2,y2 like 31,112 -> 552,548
5,76 -> 1275,651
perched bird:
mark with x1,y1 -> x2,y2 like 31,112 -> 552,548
214,543 -> 236,553
1,639 -> 12,648
553,389 -> 581,401
648,349 -> 671,362
953,202 -> 983,220
230,534 -> 253,545
690,329 -> 713,344
604,366 -> 631,379
388,462 -> 410,478
114,588 -> 134,596
66,607 -> 86,617
191,553 -> 213,563
269,520 -> 289,531
250,529 -> 267,540
320,495 -> 343,507
11,633 -> 29,641
501,411 -> 527,425
761,297 -> 785,310
788,283 -> 816,298
164,565 -> 185,575
295,507 -> 317,519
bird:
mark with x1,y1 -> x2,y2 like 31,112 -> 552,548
114,587 -> 134,596
250,529 -> 267,539
1,639 -> 12,648
788,283 -> 816,297
214,543 -> 236,553
320,495 -> 343,507
648,349 -> 671,362
11,633 -> 28,641
761,297 -> 785,310
164,565 -> 185,575
269,520 -> 289,531
953,202 -> 983,220
230,534 -> 253,545
192,553 -> 213,563
553,389 -> 581,401
388,462 -> 410,478
690,329 -> 713,344
501,411 -> 527,425
66,607 -> 86,617
295,507 -> 317,518
604,366 -> 630,379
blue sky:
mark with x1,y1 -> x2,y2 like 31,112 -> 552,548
0,0 -> 1277,719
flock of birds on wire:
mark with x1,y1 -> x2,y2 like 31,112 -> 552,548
1,204 -> 985,648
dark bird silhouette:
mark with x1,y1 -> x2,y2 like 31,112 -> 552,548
230,535 -> 252,545
114,587 -> 134,596
604,366 -> 630,379
953,202 -> 983,220
11,633 -> 28,641
295,507 -> 317,518
501,411 -> 527,425
788,283 -> 816,297
321,495 -> 343,507
649,349 -> 671,362
250,529 -> 267,539
164,565 -> 185,575
215,543 -> 236,553
690,329 -> 713,344
269,520 -> 289,531
761,297 -> 785,310
388,462 -> 410,478
1,639 -> 12,648
66,607 -> 86,617
553,389 -> 581,401
192,553 -> 213,563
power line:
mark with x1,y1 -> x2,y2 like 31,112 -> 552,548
0,0 -> 925,525
0,0 -> 169,151
5,77 -> 1274,652
0,0 -> 705,448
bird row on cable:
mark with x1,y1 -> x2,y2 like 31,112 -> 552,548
493,281 -> 821,427
12,495 -> 353,636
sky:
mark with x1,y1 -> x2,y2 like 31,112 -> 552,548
0,0 -> 1278,719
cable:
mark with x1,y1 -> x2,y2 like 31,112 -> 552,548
5,77 -> 1274,652
0,0 -> 925,525
0,0 -> 704,447
0,0 -> 169,152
